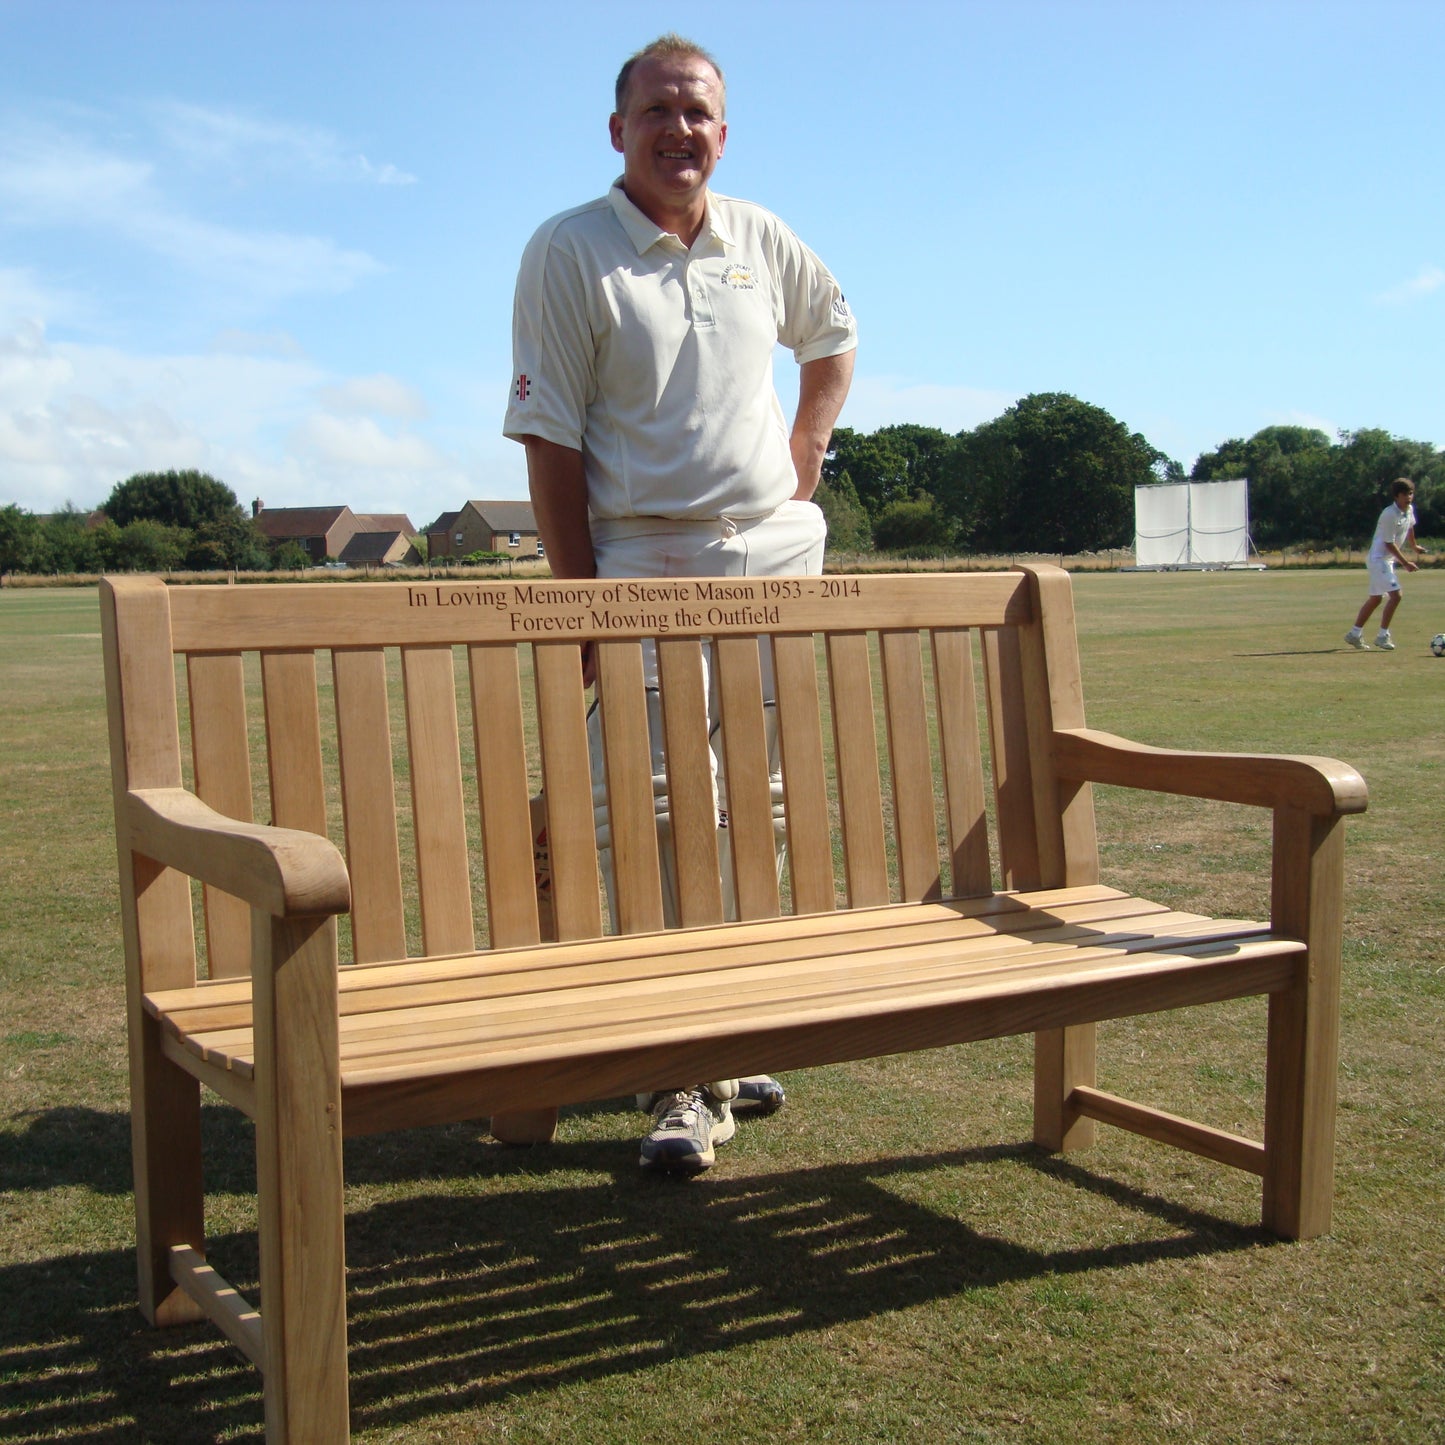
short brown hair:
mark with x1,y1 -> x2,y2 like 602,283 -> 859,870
614,34 -> 725,116
1391,478 -> 1415,499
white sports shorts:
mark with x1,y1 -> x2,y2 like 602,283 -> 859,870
590,499 -> 828,687
1367,555 -> 1400,596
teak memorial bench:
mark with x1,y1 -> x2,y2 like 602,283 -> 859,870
102,565 -> 1366,1441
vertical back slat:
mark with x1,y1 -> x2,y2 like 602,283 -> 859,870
534,643 -> 604,941
261,651 -> 328,836
930,627 -> 992,896
1015,615 -> 1067,889
826,631 -> 889,907
595,640 -> 666,934
772,632 -> 835,915
332,648 -> 407,963
187,652 -> 254,978
469,643 -> 542,948
981,628 -> 1042,890
656,638 -> 724,927
714,635 -> 780,921
400,644 -> 474,956
879,629 -> 942,902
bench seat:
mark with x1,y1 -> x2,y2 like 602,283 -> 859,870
148,884 -> 1300,1138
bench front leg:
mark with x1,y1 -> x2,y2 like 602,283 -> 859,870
1263,807 -> 1345,1240
253,911 -> 350,1443
1033,1024 -> 1098,1152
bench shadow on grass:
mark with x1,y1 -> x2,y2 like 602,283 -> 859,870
0,1104 -> 1270,1443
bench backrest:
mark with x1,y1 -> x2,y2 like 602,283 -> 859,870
102,566 -> 1099,985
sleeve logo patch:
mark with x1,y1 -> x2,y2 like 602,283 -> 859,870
514,373 -> 531,401
832,296 -> 852,322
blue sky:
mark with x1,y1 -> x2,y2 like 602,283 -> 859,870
2,0 -> 1441,528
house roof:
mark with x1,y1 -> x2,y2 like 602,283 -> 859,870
339,530 -> 413,566
356,513 -> 415,536
467,500 -> 538,532
252,506 -> 351,540
425,510 -> 461,535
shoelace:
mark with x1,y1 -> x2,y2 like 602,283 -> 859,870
651,1088 -> 708,1130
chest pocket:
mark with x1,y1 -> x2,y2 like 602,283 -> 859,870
696,258 -> 778,345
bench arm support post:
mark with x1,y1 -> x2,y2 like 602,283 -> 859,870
253,909 -> 351,1441
1262,807 -> 1346,1240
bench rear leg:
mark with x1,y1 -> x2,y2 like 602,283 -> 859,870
489,1108 -> 560,1144
132,1013 -> 207,1327
1033,1023 -> 1097,1151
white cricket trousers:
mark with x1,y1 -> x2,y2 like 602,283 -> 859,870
587,500 -> 827,928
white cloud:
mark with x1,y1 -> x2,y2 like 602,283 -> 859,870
1376,265 -> 1444,305
318,374 -> 429,420
151,101 -> 417,185
0,118 -> 383,302
0,316 -> 468,516
292,413 -> 443,471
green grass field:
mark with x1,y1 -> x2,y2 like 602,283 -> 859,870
1,570 -> 1441,1443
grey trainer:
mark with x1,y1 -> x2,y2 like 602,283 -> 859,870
735,1074 -> 787,1114
639,1086 -> 736,1173
1344,630 -> 1370,650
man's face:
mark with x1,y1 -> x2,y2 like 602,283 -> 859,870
609,54 -> 727,224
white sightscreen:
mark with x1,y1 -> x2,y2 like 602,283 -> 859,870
1186,478 -> 1249,564
1134,479 -> 1250,566
1134,483 -> 1191,567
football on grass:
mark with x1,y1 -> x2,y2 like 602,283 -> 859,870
1432,633 -> 1445,657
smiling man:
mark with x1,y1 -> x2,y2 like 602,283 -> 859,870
504,34 -> 856,1174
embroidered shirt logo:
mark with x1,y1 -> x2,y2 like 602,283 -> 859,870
514,373 -> 531,401
720,262 -> 758,291
832,295 -> 852,323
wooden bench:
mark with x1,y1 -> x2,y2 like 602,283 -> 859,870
101,564 -> 1366,1441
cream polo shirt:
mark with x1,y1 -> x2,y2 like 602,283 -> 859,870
504,182 -> 856,522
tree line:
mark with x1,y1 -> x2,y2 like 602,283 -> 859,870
0,471 -> 301,576
3,400 -> 1440,576
814,395 -> 1439,556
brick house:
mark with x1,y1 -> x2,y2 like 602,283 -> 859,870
251,504 -> 418,566
425,500 -> 542,560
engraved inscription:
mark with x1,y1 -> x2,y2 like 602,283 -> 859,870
402,576 -> 862,633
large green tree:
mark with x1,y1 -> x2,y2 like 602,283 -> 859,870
944,393 -> 1163,554
0,505 -> 43,575
103,469 -> 246,531
811,470 -> 873,553
822,424 -> 955,518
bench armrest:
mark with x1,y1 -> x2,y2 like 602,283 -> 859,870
1054,728 -> 1368,818
125,787 -> 352,918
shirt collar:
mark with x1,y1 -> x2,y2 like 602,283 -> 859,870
608,180 -> 733,254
